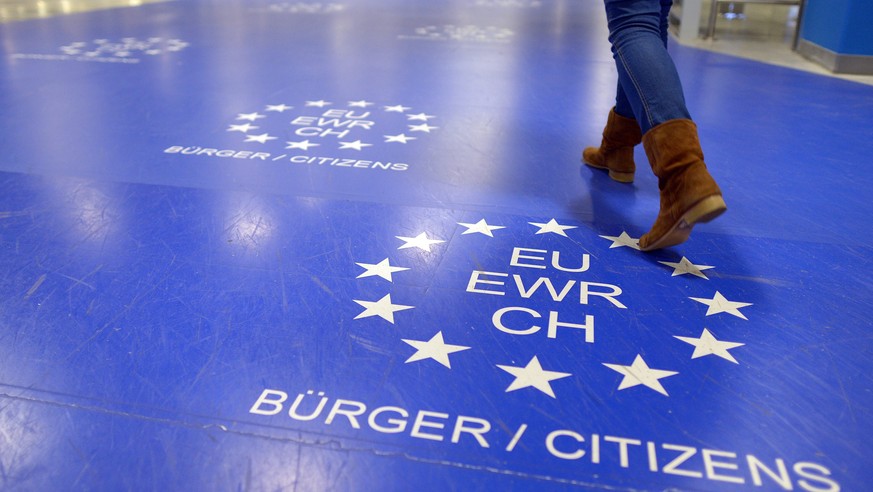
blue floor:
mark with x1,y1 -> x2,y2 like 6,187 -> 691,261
1,1 -> 871,490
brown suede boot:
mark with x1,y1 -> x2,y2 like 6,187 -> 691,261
639,119 -> 726,251
582,108 -> 642,183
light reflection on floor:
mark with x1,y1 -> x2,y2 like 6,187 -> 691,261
0,0 -> 168,23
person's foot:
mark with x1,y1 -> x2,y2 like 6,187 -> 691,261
639,119 -> 726,251
582,108 -> 641,183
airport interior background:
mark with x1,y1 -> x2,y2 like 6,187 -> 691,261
1,0 -> 871,490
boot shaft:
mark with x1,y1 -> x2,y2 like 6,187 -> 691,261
603,108 -> 642,149
643,119 -> 711,190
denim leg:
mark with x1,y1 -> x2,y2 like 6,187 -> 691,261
658,0 -> 671,47
605,0 -> 690,134
614,84 -> 635,119
614,3 -> 668,122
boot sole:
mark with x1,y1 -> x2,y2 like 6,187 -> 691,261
582,159 -> 635,183
640,195 -> 727,251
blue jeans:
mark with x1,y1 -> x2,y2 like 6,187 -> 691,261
605,0 -> 691,134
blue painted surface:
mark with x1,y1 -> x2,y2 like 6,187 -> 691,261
1,0 -> 872,490
801,0 -> 873,56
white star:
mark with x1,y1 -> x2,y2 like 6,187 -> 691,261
353,294 -> 414,324
355,258 -> 410,282
348,100 -> 374,107
407,113 -> 436,121
457,219 -> 505,237
408,123 -> 439,133
600,231 -> 641,250
244,133 -> 277,144
690,291 -> 753,320
659,257 -> 714,279
384,105 -> 412,112
396,232 -> 445,252
603,355 -> 678,396
675,328 -> 745,364
227,123 -> 258,132
265,104 -> 293,112
305,100 -> 332,107
384,134 -> 417,144
236,112 -> 266,121
402,331 -> 470,369
497,356 -> 571,398
529,219 -> 577,237
285,140 -> 320,150
338,140 -> 372,151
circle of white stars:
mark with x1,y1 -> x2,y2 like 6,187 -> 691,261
226,99 -> 438,152
405,25 -> 515,43
258,3 -> 347,14
60,37 -> 190,58
352,222 -> 752,399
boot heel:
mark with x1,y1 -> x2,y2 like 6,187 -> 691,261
685,195 -> 727,226
642,194 -> 727,251
608,170 -> 635,183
